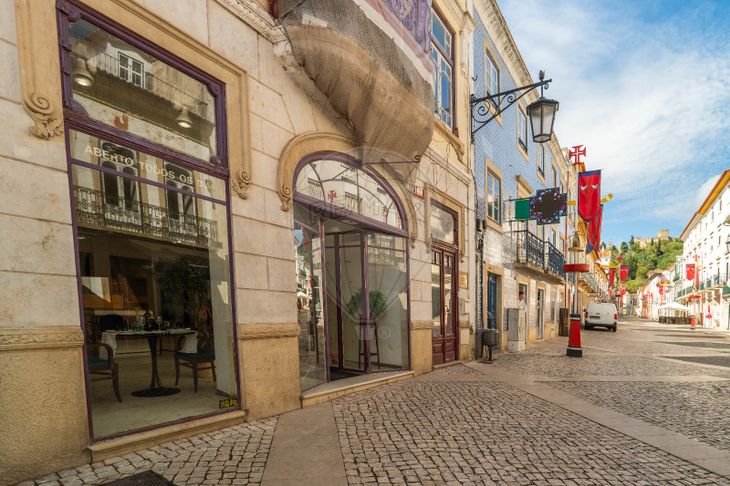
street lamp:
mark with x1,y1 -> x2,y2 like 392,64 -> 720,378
470,70 -> 558,142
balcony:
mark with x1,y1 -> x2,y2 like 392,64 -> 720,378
277,0 -> 434,173
74,186 -> 220,248
514,230 -> 566,283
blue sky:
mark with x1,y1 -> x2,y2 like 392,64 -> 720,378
500,0 -> 730,245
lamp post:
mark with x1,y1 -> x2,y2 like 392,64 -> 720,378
564,232 -> 588,357
470,70 -> 558,142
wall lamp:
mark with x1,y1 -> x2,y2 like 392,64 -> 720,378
470,70 -> 558,143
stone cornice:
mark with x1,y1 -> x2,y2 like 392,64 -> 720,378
0,326 -> 84,351
237,323 -> 299,340
214,0 -> 287,43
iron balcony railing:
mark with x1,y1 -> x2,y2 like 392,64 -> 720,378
515,229 -> 545,269
74,186 -> 220,248
545,241 -> 566,280
514,229 -> 566,280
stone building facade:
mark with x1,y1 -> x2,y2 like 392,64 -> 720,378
0,0 -> 475,483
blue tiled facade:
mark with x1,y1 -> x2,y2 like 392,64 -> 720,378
472,10 -> 555,226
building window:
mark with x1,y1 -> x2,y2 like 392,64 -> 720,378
118,52 -> 144,87
537,145 -> 545,175
431,10 -> 454,129
552,166 -> 558,188
487,170 -> 501,223
518,108 -> 528,151
60,2 -> 236,439
485,50 -> 500,107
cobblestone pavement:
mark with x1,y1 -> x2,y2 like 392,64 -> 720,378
19,318 -> 730,485
333,379 -> 729,485
21,418 -> 276,486
551,380 -> 730,452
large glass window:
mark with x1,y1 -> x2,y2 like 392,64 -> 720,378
295,160 -> 403,229
487,171 -> 501,223
430,202 -> 456,245
67,17 -> 220,163
60,2 -> 236,439
431,10 -> 454,129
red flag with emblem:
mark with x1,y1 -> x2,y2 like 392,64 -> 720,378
686,263 -> 695,282
608,267 -> 616,288
578,170 -> 601,222
620,265 -> 628,281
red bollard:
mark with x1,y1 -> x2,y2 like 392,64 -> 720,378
567,313 -> 582,357
690,316 -> 696,329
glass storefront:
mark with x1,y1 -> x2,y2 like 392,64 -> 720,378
59,2 -> 237,438
293,158 -> 409,390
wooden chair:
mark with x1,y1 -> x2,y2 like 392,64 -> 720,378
174,336 -> 216,392
87,342 -> 121,402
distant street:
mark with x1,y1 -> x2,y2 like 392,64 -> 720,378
22,317 -> 730,486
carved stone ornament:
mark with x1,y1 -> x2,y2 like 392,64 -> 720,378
15,0 -> 64,139
232,168 -> 252,199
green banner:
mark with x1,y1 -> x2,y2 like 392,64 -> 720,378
514,198 -> 532,220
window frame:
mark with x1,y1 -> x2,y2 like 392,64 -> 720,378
517,107 -> 528,153
537,144 -> 545,176
487,169 -> 502,224
57,0 -> 239,440
484,49 -> 500,108
431,6 -> 456,132
58,0 -> 229,177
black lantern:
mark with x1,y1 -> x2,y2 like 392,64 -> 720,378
527,96 -> 559,143
527,71 -> 558,143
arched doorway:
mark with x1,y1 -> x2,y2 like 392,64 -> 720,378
292,153 -> 410,390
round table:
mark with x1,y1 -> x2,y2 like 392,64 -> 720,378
113,329 -> 196,397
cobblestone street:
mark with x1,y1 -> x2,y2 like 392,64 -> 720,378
20,318 -> 730,486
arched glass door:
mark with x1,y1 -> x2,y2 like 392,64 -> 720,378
293,156 -> 409,389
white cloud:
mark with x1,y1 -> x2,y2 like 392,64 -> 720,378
695,174 -> 721,208
500,0 -> 730,234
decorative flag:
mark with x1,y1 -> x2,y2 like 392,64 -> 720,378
569,145 -> 586,165
608,267 -> 616,288
585,205 -> 603,253
530,188 -> 567,224
686,263 -> 696,282
514,198 -> 532,220
620,264 -> 629,281
577,170 -> 602,222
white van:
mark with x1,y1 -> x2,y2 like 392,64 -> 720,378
584,302 -> 618,332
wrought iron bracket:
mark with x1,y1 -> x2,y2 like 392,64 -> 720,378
470,71 -> 552,142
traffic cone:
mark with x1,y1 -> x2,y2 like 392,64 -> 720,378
567,313 -> 582,357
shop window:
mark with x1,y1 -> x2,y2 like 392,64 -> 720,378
60,2 -> 236,439
66,15 -> 222,165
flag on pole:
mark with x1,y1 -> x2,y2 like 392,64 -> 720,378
585,205 -> 603,253
620,265 -> 629,281
577,170 -> 602,222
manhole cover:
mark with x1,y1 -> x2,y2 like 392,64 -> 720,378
103,471 -> 175,486
664,356 -> 730,368
658,341 -> 730,350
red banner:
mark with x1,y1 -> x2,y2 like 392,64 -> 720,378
686,263 -> 695,282
578,170 -> 601,222
620,264 -> 629,281
608,267 -> 616,288
585,205 -> 603,253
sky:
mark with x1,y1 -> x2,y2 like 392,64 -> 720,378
500,0 -> 730,246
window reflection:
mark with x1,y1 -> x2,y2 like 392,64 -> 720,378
68,18 -> 218,162
295,160 -> 402,229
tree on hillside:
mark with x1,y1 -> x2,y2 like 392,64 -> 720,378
617,237 -> 683,292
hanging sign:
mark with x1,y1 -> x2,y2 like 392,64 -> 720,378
529,188 -> 567,224
577,170 -> 602,222
514,198 -> 532,220
686,263 -> 696,282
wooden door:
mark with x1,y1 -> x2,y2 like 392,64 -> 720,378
431,248 -> 458,364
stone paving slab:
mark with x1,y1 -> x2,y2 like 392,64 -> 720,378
332,379 -> 730,485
